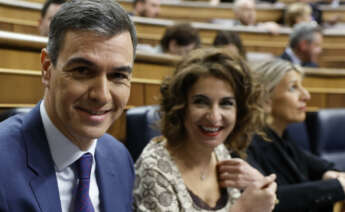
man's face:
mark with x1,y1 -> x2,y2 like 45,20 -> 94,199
41,31 -> 134,149
138,0 -> 160,18
237,1 -> 256,26
39,3 -> 62,36
303,32 -> 323,63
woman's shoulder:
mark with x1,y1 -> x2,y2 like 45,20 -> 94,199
135,136 -> 177,178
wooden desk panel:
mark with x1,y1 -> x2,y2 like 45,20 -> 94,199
0,0 -> 41,22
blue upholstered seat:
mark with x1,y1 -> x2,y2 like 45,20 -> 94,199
312,109 -> 345,170
0,107 -> 32,122
125,105 -> 161,162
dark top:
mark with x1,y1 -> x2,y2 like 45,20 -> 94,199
247,127 -> 345,212
280,50 -> 319,68
188,188 -> 228,210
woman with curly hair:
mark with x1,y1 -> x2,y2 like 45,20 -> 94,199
133,48 -> 277,211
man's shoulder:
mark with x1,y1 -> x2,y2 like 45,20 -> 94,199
98,133 -> 127,152
0,114 -> 26,145
97,133 -> 133,164
280,50 -> 292,61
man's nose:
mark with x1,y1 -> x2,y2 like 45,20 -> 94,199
89,75 -> 111,105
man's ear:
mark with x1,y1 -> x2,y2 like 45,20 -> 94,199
41,48 -> 52,88
168,40 -> 177,54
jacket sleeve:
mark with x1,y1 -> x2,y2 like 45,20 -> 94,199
0,185 -> 8,212
275,179 -> 345,211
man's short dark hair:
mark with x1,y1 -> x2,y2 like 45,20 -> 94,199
160,23 -> 200,53
289,22 -> 322,48
47,0 -> 137,66
213,31 -> 246,58
41,0 -> 66,18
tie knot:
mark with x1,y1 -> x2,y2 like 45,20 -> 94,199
76,153 -> 93,180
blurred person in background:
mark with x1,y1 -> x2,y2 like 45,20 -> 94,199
132,0 -> 160,18
280,22 -> 323,67
38,0 -> 65,36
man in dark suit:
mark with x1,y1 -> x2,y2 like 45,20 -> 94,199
280,22 -> 323,67
0,0 -> 137,211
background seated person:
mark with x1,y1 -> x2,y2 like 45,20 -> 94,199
247,59 -> 345,212
133,48 -> 277,211
284,2 -> 313,27
131,0 -> 160,18
280,22 -> 322,67
233,0 -> 281,34
296,0 -> 323,25
213,31 -> 247,60
160,23 -> 201,56
38,0 -> 66,36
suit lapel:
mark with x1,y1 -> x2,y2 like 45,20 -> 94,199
23,104 -> 62,212
95,138 -> 119,212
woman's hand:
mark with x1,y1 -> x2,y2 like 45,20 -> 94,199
230,174 -> 277,212
218,158 -> 265,190
323,170 -> 345,193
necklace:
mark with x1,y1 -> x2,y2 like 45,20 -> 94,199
200,172 -> 207,181
199,153 -> 214,181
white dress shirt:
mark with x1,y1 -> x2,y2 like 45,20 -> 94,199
285,47 -> 302,66
40,101 -> 100,212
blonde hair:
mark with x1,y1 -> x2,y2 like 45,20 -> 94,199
285,2 -> 312,27
252,58 -> 304,93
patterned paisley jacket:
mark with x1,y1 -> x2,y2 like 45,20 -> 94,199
133,136 -> 241,212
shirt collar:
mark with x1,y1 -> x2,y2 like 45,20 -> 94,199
285,47 -> 302,65
40,101 -> 97,172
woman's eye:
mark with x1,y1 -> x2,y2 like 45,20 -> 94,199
289,84 -> 298,92
193,98 -> 208,105
221,99 -> 236,107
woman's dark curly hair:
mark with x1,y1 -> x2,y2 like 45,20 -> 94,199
159,47 -> 265,157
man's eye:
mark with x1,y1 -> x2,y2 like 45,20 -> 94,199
109,72 -> 129,82
73,67 -> 89,74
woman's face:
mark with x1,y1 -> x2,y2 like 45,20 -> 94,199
184,75 -> 237,149
270,71 -> 310,128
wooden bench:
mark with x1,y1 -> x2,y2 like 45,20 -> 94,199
1,28 -> 344,110
1,64 -> 345,141
132,16 -> 345,68
2,0 -> 345,24
119,0 -> 345,23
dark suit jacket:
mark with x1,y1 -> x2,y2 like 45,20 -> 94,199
247,128 -> 345,212
0,104 -> 134,212
280,50 -> 319,68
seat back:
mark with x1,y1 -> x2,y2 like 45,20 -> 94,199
0,107 -> 32,122
283,112 -> 318,153
312,109 -> 345,170
125,105 -> 161,162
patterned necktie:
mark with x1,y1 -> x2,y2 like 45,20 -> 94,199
75,153 -> 95,212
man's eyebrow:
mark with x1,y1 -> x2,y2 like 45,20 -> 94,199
64,57 -> 133,73
113,66 -> 133,74
64,57 -> 95,68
